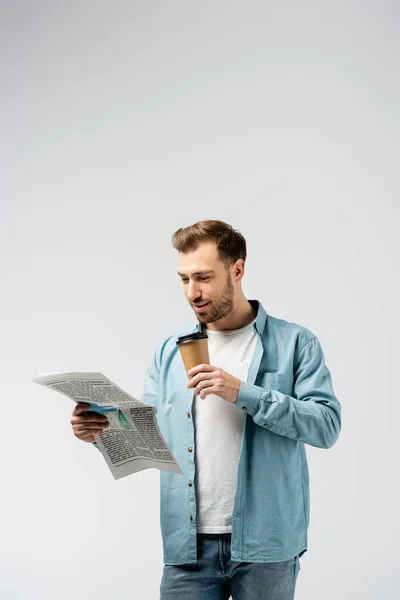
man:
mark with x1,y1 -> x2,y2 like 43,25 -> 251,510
71,219 -> 341,600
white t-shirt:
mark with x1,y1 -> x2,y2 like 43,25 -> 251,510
193,321 -> 258,533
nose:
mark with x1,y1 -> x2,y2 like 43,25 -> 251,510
186,280 -> 201,303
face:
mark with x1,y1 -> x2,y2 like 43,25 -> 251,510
178,241 -> 237,325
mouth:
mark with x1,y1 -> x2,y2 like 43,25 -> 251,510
193,302 -> 210,313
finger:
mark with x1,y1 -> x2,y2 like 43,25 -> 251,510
188,364 -> 215,378
187,372 -> 214,388
72,403 -> 91,415
71,413 -> 108,425
73,428 -> 107,439
73,422 -> 109,432
71,413 -> 109,425
195,380 -> 215,396
199,385 -> 217,399
76,432 -> 96,443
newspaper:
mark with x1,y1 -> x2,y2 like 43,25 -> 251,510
33,372 -> 183,480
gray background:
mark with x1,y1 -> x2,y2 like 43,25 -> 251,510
1,1 -> 399,598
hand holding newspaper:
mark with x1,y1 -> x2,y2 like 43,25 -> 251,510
33,372 -> 183,480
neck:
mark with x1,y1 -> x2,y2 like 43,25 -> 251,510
205,297 -> 257,332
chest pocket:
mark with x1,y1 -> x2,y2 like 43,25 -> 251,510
257,372 -> 294,396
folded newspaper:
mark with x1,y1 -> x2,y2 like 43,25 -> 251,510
33,372 -> 183,480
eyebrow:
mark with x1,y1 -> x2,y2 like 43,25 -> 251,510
177,270 -> 215,277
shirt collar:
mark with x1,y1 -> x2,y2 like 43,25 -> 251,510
193,299 -> 267,336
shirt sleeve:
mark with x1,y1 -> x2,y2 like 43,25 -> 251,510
140,343 -> 161,414
234,335 -> 341,449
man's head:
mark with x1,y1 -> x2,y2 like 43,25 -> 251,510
172,220 -> 247,326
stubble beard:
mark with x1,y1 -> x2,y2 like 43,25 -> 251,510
195,272 -> 235,325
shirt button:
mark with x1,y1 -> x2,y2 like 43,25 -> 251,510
242,406 -> 247,411
186,412 -> 191,418
188,481 -> 192,486
189,515 -> 193,521
263,423 -> 269,428
188,447 -> 193,452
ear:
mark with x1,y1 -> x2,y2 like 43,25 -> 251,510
232,259 -> 245,281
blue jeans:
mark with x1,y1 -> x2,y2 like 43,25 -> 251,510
160,533 -> 301,600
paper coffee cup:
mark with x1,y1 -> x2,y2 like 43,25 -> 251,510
176,332 -> 210,378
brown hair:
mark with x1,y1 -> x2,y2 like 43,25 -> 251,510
171,219 -> 247,266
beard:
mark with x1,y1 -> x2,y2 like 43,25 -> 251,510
194,272 -> 235,325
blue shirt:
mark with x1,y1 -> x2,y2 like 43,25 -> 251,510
141,300 -> 341,565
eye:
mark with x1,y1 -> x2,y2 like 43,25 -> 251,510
199,277 -> 210,281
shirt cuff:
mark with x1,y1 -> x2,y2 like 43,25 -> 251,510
234,380 -> 265,416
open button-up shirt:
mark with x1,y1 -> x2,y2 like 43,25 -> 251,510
142,300 -> 341,565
